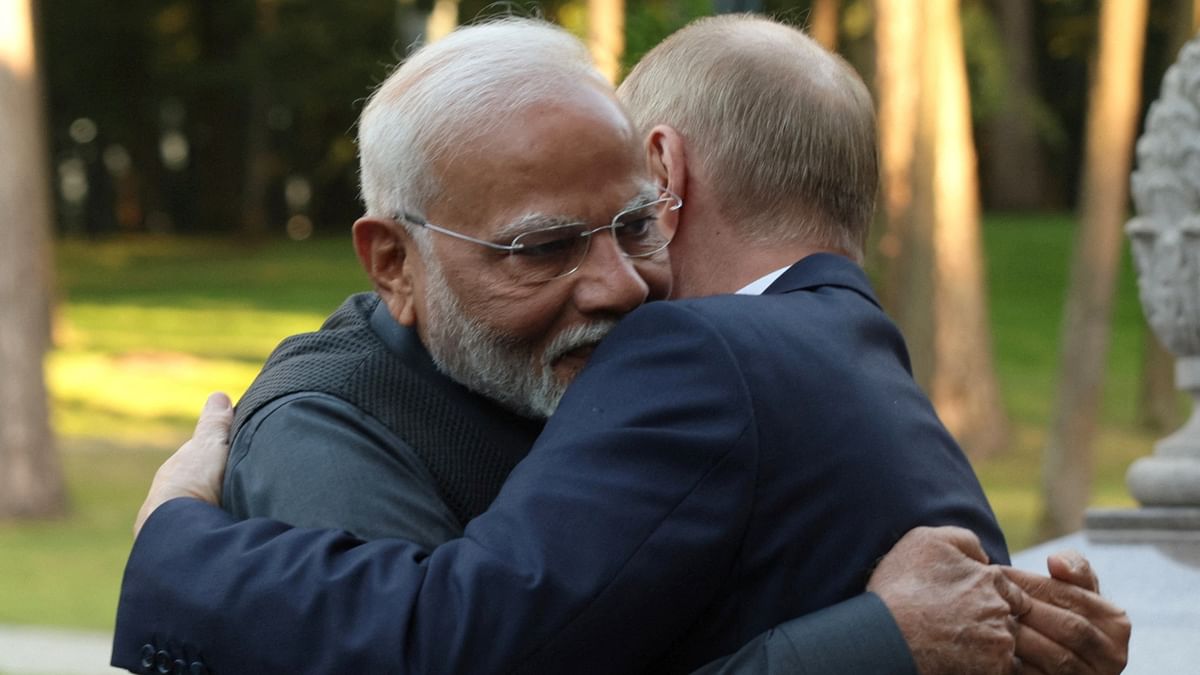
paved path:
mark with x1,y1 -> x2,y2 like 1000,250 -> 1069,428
0,625 -> 118,675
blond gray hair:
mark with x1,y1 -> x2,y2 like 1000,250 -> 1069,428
618,15 -> 878,259
358,18 -> 605,229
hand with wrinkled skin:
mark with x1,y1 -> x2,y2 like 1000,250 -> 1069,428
1005,552 -> 1130,675
134,392 -> 233,536
867,526 -> 1030,675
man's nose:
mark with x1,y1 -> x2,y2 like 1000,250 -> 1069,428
571,229 -> 649,316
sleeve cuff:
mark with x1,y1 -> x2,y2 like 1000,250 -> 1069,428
692,592 -> 917,675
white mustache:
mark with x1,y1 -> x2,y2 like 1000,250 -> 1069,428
542,320 -> 619,367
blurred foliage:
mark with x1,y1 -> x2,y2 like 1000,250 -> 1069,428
41,0 -> 399,238
35,0 -> 1189,238
622,0 -> 714,73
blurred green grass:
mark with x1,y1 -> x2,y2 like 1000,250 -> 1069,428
0,218 -> 1162,630
1,236 -> 368,631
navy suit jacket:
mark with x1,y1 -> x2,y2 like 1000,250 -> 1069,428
113,254 -> 1005,674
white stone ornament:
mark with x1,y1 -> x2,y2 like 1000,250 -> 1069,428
1126,36 -> 1200,506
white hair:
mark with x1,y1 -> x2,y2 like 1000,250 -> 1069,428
358,18 -> 607,233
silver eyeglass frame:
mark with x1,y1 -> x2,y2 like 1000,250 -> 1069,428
397,188 -> 682,281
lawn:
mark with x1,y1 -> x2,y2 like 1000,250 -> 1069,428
0,216 -> 1161,630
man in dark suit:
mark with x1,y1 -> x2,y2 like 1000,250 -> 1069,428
113,15 -> 1129,675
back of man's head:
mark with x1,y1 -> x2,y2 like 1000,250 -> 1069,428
618,15 -> 877,260
358,18 -> 606,229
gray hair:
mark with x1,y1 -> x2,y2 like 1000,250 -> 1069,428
617,15 -> 878,260
358,18 -> 606,236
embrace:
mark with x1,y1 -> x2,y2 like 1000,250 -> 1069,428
113,15 -> 1129,675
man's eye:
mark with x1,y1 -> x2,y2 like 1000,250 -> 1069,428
514,235 -> 579,257
615,217 -> 655,238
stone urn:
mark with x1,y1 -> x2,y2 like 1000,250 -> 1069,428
1125,37 -> 1200,506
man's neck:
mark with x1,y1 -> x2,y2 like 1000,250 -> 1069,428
671,243 -> 845,299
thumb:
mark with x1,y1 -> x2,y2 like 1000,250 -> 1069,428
936,526 -> 990,565
1046,549 -> 1099,593
194,392 -> 233,443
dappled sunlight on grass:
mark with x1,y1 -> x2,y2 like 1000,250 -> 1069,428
2,236 -> 369,629
59,303 -> 326,361
45,236 -> 368,447
0,446 -> 170,630
47,349 -> 261,442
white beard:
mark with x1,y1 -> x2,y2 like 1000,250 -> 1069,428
420,257 -> 616,419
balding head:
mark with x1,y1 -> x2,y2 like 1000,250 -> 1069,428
358,18 -> 608,228
618,15 -> 877,260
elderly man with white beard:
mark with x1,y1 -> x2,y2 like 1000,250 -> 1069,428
221,21 -> 674,544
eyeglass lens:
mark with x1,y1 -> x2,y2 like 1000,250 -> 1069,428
507,197 -> 674,281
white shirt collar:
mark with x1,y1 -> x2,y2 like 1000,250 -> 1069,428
735,265 -> 791,296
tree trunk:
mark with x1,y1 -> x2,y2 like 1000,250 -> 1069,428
1168,0 -> 1199,61
425,0 -> 459,43
394,0 -> 430,52
190,2 -> 245,234
899,0 -> 1011,460
0,0 -> 67,518
981,0 -> 1046,210
587,0 -> 625,84
241,0 -> 279,238
1039,0 -> 1149,539
873,0 -> 920,313
810,0 -> 841,52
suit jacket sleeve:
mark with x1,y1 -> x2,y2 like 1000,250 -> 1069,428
693,593 -> 917,675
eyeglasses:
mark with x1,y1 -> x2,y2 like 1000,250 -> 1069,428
400,189 -> 682,283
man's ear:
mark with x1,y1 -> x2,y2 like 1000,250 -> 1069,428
645,125 -> 687,238
352,217 -> 420,326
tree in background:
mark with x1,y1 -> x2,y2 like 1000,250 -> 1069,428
980,0 -> 1046,210
588,0 -> 625,83
241,0 -> 279,238
873,0 -> 918,311
880,0 -> 1009,459
1039,0 -> 1149,538
809,0 -> 840,51
0,0 -> 67,518
427,0 -> 460,43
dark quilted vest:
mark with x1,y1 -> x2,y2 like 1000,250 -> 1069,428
232,293 -> 537,526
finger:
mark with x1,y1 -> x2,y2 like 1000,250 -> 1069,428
931,525 -> 990,564
1003,568 -> 1124,621
1047,550 -> 1099,593
994,568 -> 1034,618
1014,621 -> 1091,675
1020,595 -> 1119,673
194,392 -> 234,443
